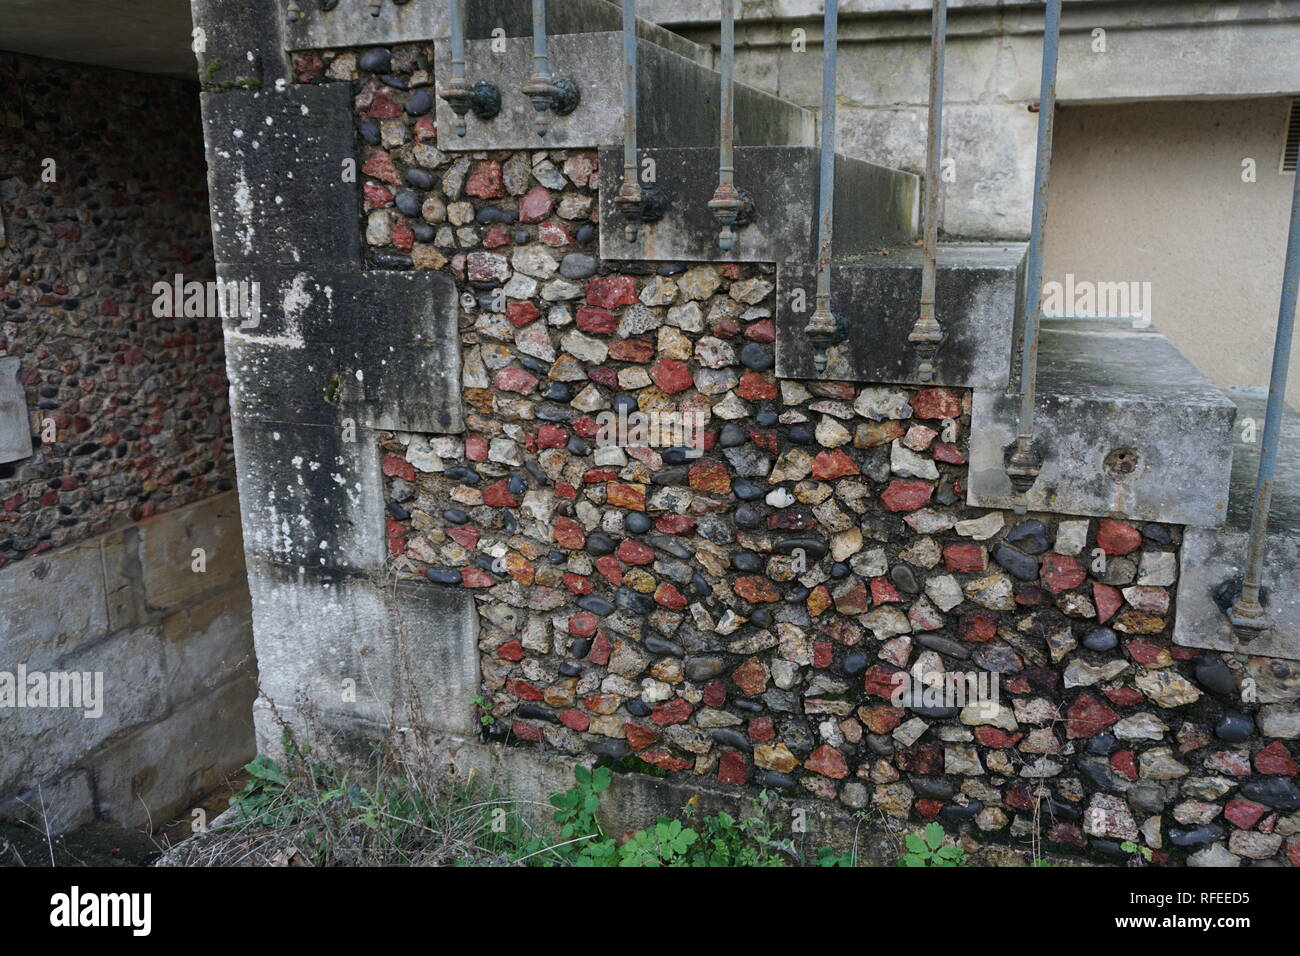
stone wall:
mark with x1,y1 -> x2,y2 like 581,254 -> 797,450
287,45 -> 1300,867
0,54 -> 254,834
0,52 -> 234,563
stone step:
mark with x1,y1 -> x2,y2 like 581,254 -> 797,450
595,145 -> 919,264
1173,388 -> 1300,667
431,30 -> 813,152
775,244 -> 1025,390
282,0 -> 706,65
967,318 -> 1236,527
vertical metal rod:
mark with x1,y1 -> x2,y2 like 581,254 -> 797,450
616,0 -> 643,240
1229,159 -> 1300,634
708,0 -> 751,251
909,0 -> 947,383
1005,0 -> 1061,506
802,0 -> 841,373
529,0 -> 552,136
450,0 -> 465,84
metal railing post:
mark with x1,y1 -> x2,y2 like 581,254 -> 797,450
521,0 -> 580,138
803,0 -> 846,374
614,0 -> 667,239
708,0 -> 755,251
908,0 -> 948,383
439,0 -> 501,137
1228,160 -> 1300,637
1005,0 -> 1062,510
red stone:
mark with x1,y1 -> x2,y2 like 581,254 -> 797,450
880,479 -> 933,512
465,160 -> 504,199
617,539 -> 655,565
805,744 -> 849,779
717,750 -> 748,786
813,641 -> 832,669
497,639 -> 525,662
1124,639 -> 1167,667
607,481 -> 646,510
736,371 -> 778,400
858,704 -> 903,735
482,224 -> 511,248
507,300 -> 541,327
1110,750 -> 1139,781
732,657 -> 769,697
974,726 -> 1022,749
391,219 -> 413,252
748,716 -> 775,742
1004,782 -> 1038,812
594,555 -> 622,585
506,678 -> 544,701
559,709 -> 590,732
586,275 -> 638,309
688,461 -> 731,494
933,442 -> 965,464
745,319 -> 775,343
702,678 -> 727,709
733,576 -> 779,603
1255,741 -> 1299,776
1093,582 -> 1123,623
511,720 -> 543,743
833,580 -> 870,616
1096,518 -> 1142,555
385,517 -> 406,557
518,185 -> 553,223
1103,685 -> 1144,708
464,433 -> 489,461
381,454 -> 415,481
1225,798 -> 1267,829
552,517 -> 586,549
959,610 -> 999,643
482,480 -> 519,508
368,91 -> 403,118
625,723 -> 661,752
654,515 -> 696,536
1066,693 -> 1120,738
915,799 -> 944,820
654,582 -> 687,610
461,568 -> 495,588
811,449 -> 859,480
1040,553 -> 1087,594
363,183 -> 394,207
651,698 -> 693,726
944,543 -> 987,573
493,367 -> 538,393
569,612 -> 598,638
537,424 -> 568,449
608,338 -> 655,362
871,576 -> 900,605
864,665 -> 904,699
589,632 -> 611,666
575,306 -> 618,334
639,750 -> 691,773
563,572 -> 593,595
651,358 -> 693,394
361,150 -> 401,185
538,221 -> 570,247
910,387 -> 962,420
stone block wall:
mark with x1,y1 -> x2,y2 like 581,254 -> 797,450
0,53 -> 253,834
273,44 -> 1300,867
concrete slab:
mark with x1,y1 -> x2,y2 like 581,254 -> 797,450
597,145 -> 919,263
200,84 -> 359,266
433,32 -> 813,152
0,356 -> 33,465
1174,389 -> 1300,662
138,492 -> 247,611
967,319 -> 1236,526
776,244 -> 1024,389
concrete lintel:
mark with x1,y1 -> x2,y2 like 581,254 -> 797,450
597,145 -> 919,263
776,244 -> 1024,388
967,320 -> 1236,526
0,356 -> 33,465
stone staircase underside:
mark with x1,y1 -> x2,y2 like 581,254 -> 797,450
1174,388 -> 1300,664
967,318 -> 1236,528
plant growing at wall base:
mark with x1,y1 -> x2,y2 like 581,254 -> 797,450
900,822 -> 967,867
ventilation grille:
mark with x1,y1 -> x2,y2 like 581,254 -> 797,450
1283,98 -> 1299,173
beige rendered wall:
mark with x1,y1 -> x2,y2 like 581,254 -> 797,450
1043,96 -> 1298,393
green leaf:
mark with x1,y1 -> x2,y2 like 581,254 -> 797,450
574,765 -> 591,787
923,822 -> 945,850
904,833 -> 928,854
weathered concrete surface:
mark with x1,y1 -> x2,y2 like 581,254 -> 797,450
247,563 -> 481,737
191,0 -> 287,90
967,319 -> 1236,525
0,492 -> 255,833
200,84 -> 359,266
1174,389 -> 1300,663
0,356 -> 32,465
281,0 -> 707,65
433,32 -> 813,152
597,145 -> 918,263
219,266 -> 464,433
776,244 -> 1024,388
